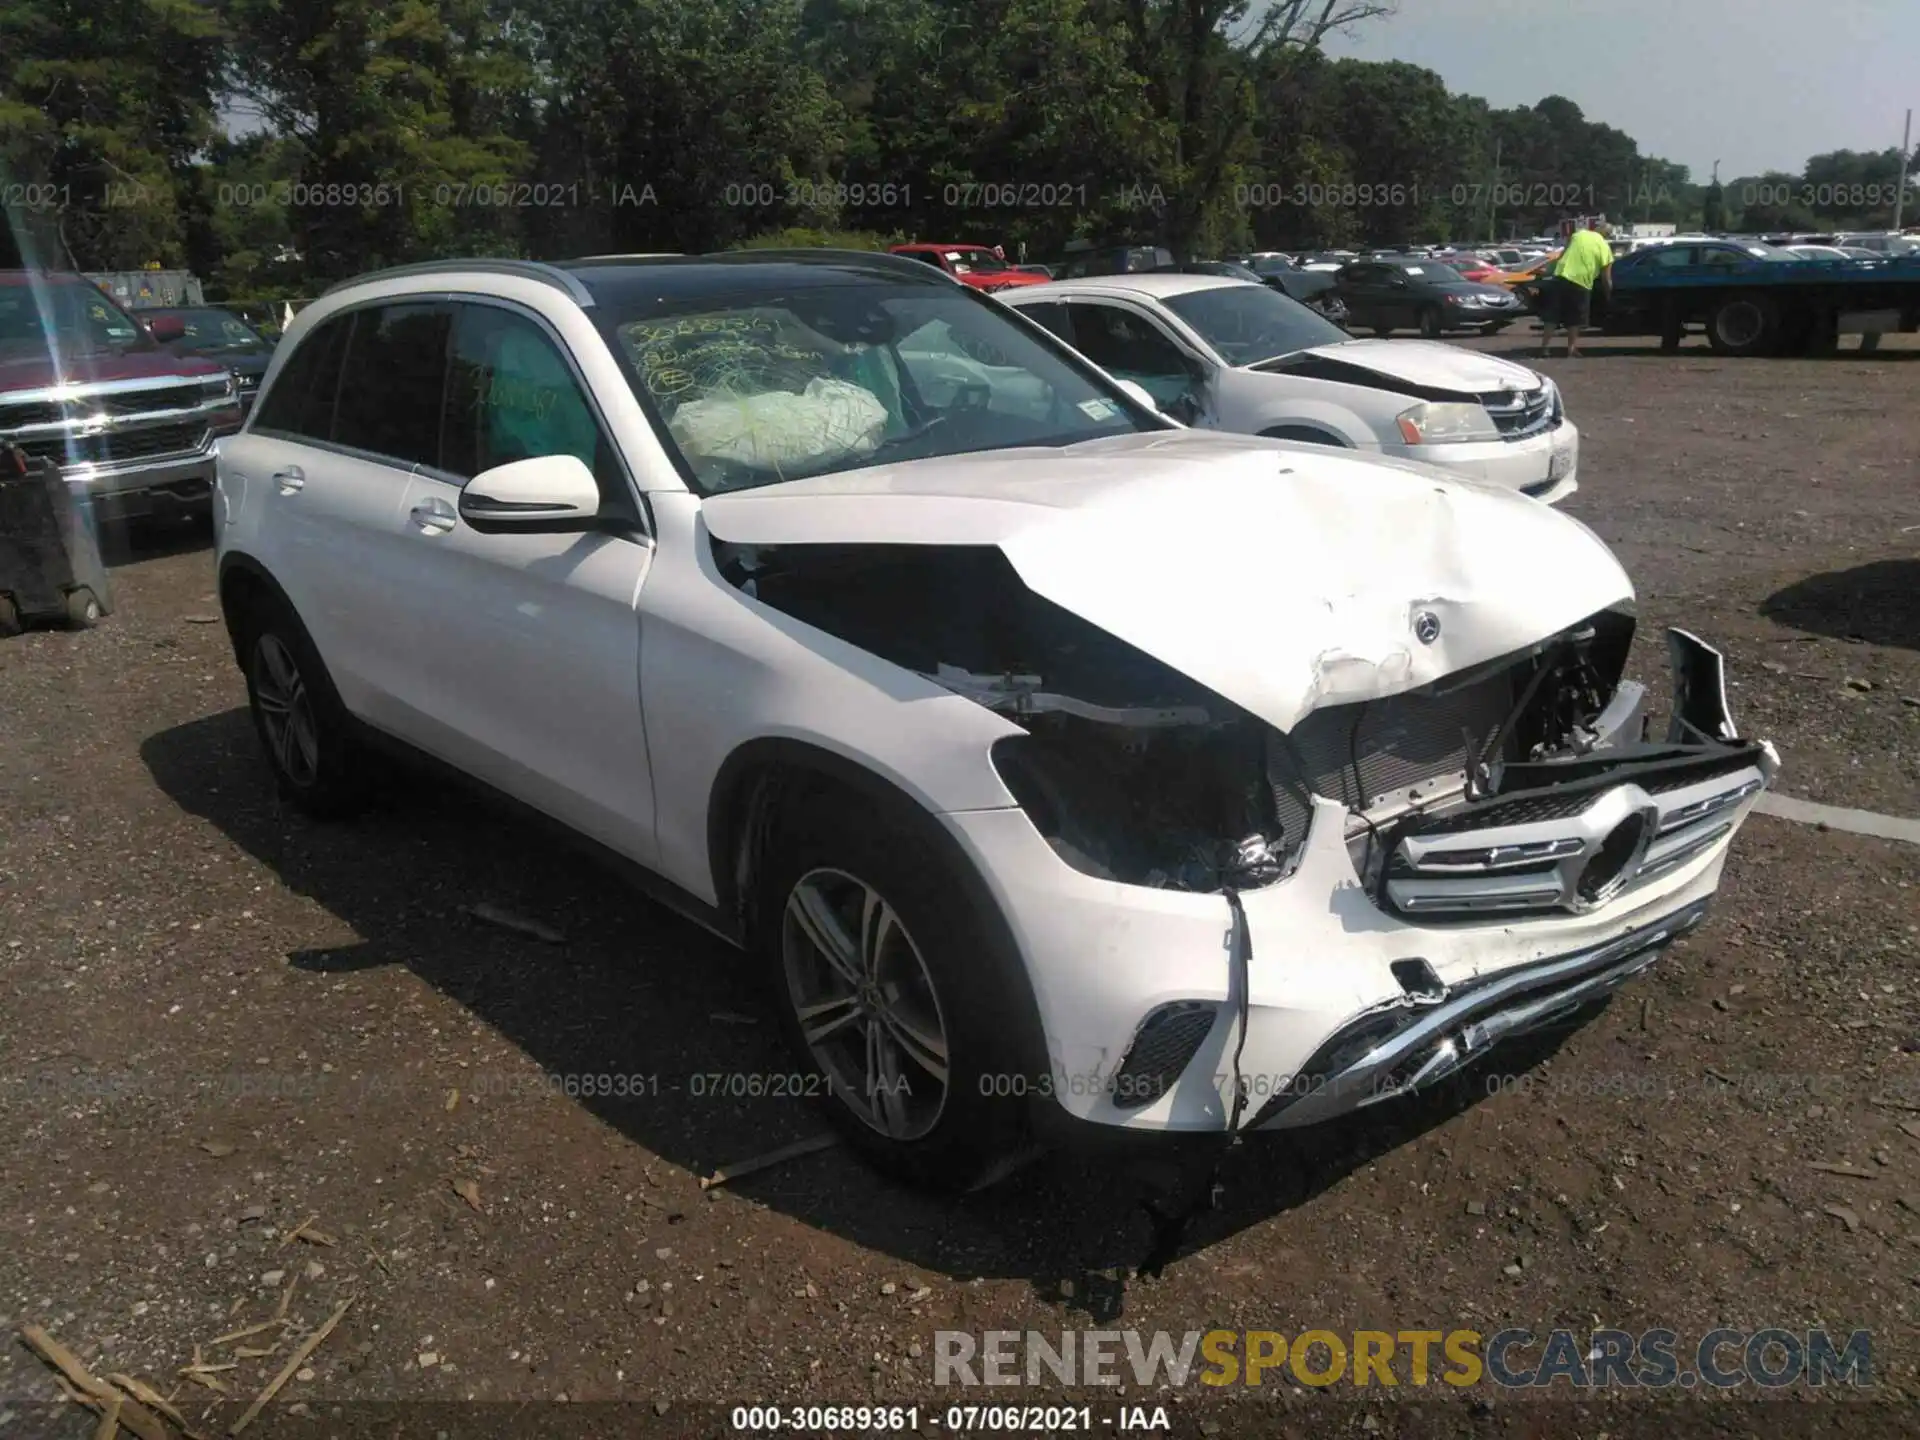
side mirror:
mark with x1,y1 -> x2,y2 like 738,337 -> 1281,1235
1112,378 -> 1159,413
146,314 -> 186,343
458,453 -> 602,534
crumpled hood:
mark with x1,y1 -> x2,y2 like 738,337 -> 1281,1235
701,431 -> 1633,732
1294,338 -> 1543,395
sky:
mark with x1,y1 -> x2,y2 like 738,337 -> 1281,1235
1320,0 -> 1917,182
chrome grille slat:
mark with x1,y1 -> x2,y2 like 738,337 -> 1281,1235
1384,764 -> 1766,919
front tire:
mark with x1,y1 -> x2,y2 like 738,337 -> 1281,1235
239,597 -> 374,819
756,790 -> 1033,1191
1419,305 -> 1444,338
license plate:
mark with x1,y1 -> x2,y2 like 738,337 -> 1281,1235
1547,444 -> 1572,482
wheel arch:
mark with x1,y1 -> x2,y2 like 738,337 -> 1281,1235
217,551 -> 295,667
706,736 -> 1051,1074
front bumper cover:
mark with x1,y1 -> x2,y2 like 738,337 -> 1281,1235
950,627 -> 1776,1138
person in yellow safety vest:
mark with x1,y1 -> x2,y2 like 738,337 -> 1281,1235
1538,220 -> 1614,359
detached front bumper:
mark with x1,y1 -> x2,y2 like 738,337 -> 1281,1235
946,629 -> 1775,1137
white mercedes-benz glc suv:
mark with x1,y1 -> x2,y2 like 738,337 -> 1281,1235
213,251 -> 1777,1191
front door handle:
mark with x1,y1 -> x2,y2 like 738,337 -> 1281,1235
272,465 -> 304,495
409,496 -> 458,534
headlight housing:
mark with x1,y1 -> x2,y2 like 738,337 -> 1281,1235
1395,400 -> 1500,444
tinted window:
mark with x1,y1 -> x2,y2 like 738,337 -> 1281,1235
442,304 -> 615,493
1065,303 -> 1200,407
331,304 -> 450,466
1016,302 -> 1074,344
252,313 -> 350,440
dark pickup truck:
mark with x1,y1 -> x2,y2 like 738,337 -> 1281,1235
1522,238 -> 1920,355
0,271 -> 244,522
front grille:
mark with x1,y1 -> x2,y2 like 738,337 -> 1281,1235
17,420 -> 207,467
0,401 -> 64,428
98,383 -> 206,415
1268,666 -> 1519,843
1481,386 -> 1555,440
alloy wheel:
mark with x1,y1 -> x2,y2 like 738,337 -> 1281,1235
781,867 -> 950,1140
253,633 -> 320,788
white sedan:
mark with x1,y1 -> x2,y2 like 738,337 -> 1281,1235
1003,273 -> 1580,503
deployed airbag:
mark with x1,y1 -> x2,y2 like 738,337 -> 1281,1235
668,378 -> 888,473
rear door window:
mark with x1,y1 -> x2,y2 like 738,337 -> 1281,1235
251,313 -> 351,441
333,303 -> 453,466
1015,302 -> 1075,345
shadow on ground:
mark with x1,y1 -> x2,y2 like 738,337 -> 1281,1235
98,512 -> 214,569
1762,559 -> 1920,652
142,707 -> 1584,1312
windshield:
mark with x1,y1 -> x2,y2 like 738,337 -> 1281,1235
1161,282 -> 1348,365
943,249 -> 1009,274
597,283 -> 1151,494
0,280 -> 151,360
155,308 -> 267,349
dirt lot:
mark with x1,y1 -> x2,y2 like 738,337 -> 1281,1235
2,334 -> 1918,1440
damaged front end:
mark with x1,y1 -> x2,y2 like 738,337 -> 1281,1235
717,537 -> 1775,914
715,539 -> 1296,891
1358,625 -> 1778,922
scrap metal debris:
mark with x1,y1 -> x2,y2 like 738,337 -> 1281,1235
699,1133 -> 839,1190
452,1177 -> 484,1212
1810,1161 -> 1878,1179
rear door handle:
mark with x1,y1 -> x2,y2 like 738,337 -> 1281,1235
272,465 -> 304,495
409,496 -> 458,534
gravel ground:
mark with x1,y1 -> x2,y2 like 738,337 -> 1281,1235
2,334 -> 1918,1440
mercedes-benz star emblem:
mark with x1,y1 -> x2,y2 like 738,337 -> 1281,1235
1413,611 -> 1442,645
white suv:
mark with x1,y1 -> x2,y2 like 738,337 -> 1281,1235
215,252 -> 1777,1191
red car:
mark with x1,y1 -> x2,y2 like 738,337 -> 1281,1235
1439,255 -> 1502,284
888,244 -> 1050,293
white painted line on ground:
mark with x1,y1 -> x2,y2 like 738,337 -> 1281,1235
1754,792 -> 1920,846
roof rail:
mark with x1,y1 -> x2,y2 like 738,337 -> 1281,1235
320,259 -> 597,307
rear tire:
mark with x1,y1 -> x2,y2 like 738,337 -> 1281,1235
1705,294 -> 1780,356
0,594 -> 20,637
755,787 -> 1034,1192
238,595 -> 375,819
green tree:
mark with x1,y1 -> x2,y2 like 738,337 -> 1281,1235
0,0 -> 223,268
1110,0 -> 1392,259
224,0 -> 531,281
